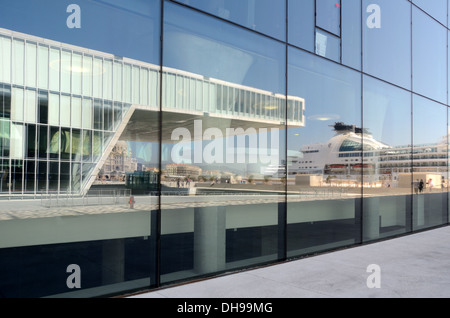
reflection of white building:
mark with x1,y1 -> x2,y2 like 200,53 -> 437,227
98,141 -> 137,182
288,123 -> 448,181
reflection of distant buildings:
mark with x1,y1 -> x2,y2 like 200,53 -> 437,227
165,164 -> 202,180
288,123 -> 448,184
97,141 -> 137,183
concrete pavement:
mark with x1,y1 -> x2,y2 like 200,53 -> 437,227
128,225 -> 450,298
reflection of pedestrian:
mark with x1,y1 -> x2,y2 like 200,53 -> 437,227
413,179 -> 419,194
129,195 -> 135,209
419,179 -> 424,193
428,178 -> 434,192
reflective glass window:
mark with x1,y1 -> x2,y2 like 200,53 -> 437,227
38,45 -> 49,90
413,0 -> 447,25
0,0 -> 161,64
162,1 -> 286,284
71,53 -> 82,96
25,42 -> 37,88
341,0 -> 361,70
412,95 -> 448,230
363,0 -> 411,89
12,39 -> 24,86
287,47 -> 361,257
49,48 -> 60,92
363,75 -> 412,241
316,0 -> 341,36
24,89 -> 36,124
174,0 -> 286,40
288,0 -> 315,52
11,87 -> 24,122
315,29 -> 341,63
0,37 -> 12,83
412,7 -> 447,103
48,93 -> 59,126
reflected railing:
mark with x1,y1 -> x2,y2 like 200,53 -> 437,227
40,189 -> 131,208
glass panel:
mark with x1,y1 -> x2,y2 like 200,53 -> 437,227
0,0 -> 160,297
132,66 -> 140,104
10,123 -> 25,160
38,45 -> 49,90
113,102 -> 122,130
363,0 -> 411,90
24,160 -> 35,193
113,61 -> 122,102
24,89 -> 36,124
1,84 -> 11,119
11,159 -> 23,193
71,97 -> 82,129
38,125 -> 48,159
11,87 -> 24,122
93,100 -> 103,130
362,75 -> 412,241
103,101 -> 113,131
0,37 -> 12,83
412,95 -> 448,230
82,55 -> 93,97
60,50 -> 71,94
48,93 -> 60,126
38,91 -> 48,124
150,69 -> 159,107
25,42 -> 37,88
71,53 -> 82,96
315,29 -> 340,63
82,98 -> 92,130
316,0 -> 341,36
60,95 -> 71,127
82,130 -> 92,162
26,124 -> 36,158
49,48 -> 60,92
288,0 -> 315,52
287,47 -> 361,257
123,64 -> 132,104
93,58 -> 103,99
49,126 -> 60,160
103,60 -> 113,101
0,119 -> 10,158
60,128 -> 71,161
37,160 -> 47,192
48,161 -> 58,192
412,7 -> 447,103
140,68 -> 149,106
162,2 -> 286,284
341,0 -> 361,70
12,39 -> 24,85
72,129 -> 81,161
174,0 -> 286,40
413,0 -> 447,25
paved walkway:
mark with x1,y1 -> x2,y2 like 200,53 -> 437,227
128,225 -> 450,298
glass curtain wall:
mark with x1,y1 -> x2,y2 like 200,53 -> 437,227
287,48 -> 362,257
0,0 -> 161,297
161,1 -> 287,284
0,0 -> 450,298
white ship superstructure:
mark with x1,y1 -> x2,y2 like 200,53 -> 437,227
288,122 -> 448,182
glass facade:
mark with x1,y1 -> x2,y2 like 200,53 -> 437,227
0,0 -> 449,298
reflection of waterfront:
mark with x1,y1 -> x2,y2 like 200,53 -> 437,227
288,122 -> 448,186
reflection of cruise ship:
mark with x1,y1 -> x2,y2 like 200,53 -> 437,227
288,123 -> 448,181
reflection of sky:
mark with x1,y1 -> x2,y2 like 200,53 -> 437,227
163,2 -> 285,95
0,0 -> 160,64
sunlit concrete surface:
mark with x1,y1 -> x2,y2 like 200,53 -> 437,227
127,225 -> 450,298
